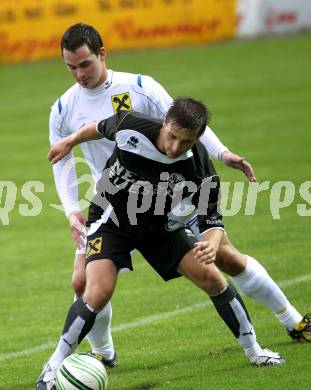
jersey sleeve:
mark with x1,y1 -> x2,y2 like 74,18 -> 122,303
52,152 -> 81,217
96,111 -> 130,140
138,75 -> 173,119
49,98 -> 70,144
49,98 -> 80,217
199,126 -> 228,161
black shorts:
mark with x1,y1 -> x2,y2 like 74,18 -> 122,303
86,217 -> 197,281
86,202 -> 104,228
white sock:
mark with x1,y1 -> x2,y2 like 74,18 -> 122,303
232,256 -> 302,330
86,301 -> 115,359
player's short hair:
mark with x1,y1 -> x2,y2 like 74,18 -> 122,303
61,23 -> 103,56
165,97 -> 210,137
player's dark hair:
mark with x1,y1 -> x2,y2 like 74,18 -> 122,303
165,97 -> 210,137
61,23 -> 103,56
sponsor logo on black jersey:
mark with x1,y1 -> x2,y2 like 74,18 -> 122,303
127,136 -> 139,148
111,92 -> 133,113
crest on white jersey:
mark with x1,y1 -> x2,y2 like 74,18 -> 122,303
112,92 -> 133,113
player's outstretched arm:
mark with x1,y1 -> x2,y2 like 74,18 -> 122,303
221,150 -> 256,182
48,121 -> 102,164
199,126 -> 256,182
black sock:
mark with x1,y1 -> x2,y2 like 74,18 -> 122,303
62,298 -> 97,347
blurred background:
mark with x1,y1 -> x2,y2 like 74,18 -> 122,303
1,0 -> 311,64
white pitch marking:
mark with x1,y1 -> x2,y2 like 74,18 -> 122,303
0,273 -> 310,362
0,341 -> 56,362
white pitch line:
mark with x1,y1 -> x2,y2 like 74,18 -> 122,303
112,300 -> 213,333
0,341 -> 56,362
278,274 -> 311,288
1,273 -> 310,363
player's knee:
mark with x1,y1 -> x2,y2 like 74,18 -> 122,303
195,265 -> 225,295
216,243 -> 246,276
84,284 -> 113,311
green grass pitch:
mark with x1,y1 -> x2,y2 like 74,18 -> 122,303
0,34 -> 310,389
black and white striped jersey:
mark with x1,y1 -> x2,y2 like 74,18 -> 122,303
93,111 -> 223,234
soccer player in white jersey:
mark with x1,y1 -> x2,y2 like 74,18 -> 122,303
40,23 -> 310,389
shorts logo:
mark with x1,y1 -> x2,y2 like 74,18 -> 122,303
86,237 -> 103,257
111,93 -> 132,113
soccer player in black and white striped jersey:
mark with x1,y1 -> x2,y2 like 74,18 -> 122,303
37,98 -> 286,389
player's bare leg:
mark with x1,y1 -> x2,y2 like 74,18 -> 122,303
72,253 -> 87,297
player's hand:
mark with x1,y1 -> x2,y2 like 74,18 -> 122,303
48,139 -> 72,164
221,150 -> 256,182
68,211 -> 87,249
193,241 -> 216,264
